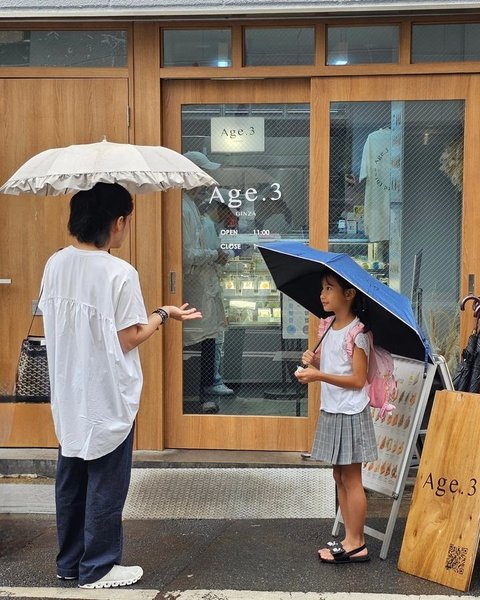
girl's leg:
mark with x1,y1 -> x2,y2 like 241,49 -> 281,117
339,463 -> 367,551
319,463 -> 368,560
318,466 -> 347,558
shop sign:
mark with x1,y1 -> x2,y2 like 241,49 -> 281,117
398,390 -> 480,592
211,117 -> 265,153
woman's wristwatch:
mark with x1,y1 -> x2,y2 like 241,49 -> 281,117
152,307 -> 169,327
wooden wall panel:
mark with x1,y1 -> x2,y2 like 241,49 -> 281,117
131,23 -> 164,450
0,78 -> 129,447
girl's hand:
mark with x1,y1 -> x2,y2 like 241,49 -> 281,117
302,350 -> 319,369
294,366 -> 321,384
164,303 -> 202,321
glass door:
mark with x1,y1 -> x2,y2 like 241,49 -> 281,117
310,75 -> 478,377
163,79 -> 313,450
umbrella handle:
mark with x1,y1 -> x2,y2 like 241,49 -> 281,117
460,294 -> 480,312
300,318 -> 336,369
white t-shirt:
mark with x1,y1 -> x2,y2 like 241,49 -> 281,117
39,246 -> 148,460
320,318 -> 370,415
359,128 -> 391,242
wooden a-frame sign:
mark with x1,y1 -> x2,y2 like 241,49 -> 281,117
398,390 -> 480,592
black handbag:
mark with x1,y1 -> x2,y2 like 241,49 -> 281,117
15,289 -> 50,403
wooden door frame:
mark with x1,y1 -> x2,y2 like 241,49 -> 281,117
162,79 -> 314,450
161,73 -> 476,451
312,74 -> 479,350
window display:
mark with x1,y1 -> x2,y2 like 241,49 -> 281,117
329,100 -> 464,371
181,102 -> 310,416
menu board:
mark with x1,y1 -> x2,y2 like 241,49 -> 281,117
362,355 -> 428,497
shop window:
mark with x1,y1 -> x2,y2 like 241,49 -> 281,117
327,26 -> 399,65
412,23 -> 480,62
162,29 -> 231,67
0,30 -> 127,67
244,27 -> 314,66
181,103 -> 310,416
329,100 -> 464,371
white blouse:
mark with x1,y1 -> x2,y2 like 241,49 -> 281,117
39,246 -> 148,460
320,317 -> 370,415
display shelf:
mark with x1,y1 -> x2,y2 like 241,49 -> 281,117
329,237 -> 390,285
220,253 -> 281,326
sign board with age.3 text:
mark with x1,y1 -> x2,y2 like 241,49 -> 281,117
398,390 -> 480,592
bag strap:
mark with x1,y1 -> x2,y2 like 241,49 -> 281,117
345,321 -> 365,358
26,248 -> 63,338
26,284 -> 43,338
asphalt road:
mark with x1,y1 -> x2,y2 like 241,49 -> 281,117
1,514 -> 479,599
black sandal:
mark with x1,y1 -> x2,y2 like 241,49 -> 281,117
320,543 -> 370,564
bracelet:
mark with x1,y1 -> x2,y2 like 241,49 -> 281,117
152,307 -> 169,327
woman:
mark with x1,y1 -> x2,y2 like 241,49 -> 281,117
39,182 -> 201,589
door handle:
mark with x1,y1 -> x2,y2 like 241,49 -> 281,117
169,271 -> 176,294
0,279 -> 12,284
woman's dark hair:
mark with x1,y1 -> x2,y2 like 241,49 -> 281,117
68,183 -> 133,248
321,268 -> 370,330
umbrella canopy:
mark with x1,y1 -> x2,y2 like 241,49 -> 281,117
0,139 -> 218,196
257,240 -> 432,363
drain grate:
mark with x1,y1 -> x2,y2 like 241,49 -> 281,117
0,467 -> 335,518
124,468 -> 335,519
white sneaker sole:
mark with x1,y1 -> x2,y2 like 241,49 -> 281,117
79,573 -> 142,589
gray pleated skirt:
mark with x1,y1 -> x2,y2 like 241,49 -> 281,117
311,405 -> 378,465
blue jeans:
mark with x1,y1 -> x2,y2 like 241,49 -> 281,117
55,425 -> 135,585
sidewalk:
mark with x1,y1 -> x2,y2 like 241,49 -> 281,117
0,450 -> 478,599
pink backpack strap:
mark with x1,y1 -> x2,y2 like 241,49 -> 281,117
317,316 -> 335,338
345,321 -> 367,358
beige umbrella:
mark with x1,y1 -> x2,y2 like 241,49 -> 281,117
0,139 -> 218,196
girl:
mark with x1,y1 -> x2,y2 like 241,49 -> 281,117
294,268 -> 377,564
39,183 -> 202,589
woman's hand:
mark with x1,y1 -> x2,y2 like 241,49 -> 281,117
118,304 -> 201,353
164,303 -> 202,321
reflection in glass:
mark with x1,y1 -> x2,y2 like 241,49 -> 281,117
244,27 -> 315,66
0,30 -> 127,67
181,104 -> 310,416
162,29 -> 231,67
327,26 -> 399,65
329,100 -> 464,371
412,23 -> 480,63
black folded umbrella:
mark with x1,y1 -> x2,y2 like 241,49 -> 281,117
467,334 -> 480,393
452,295 -> 480,392
452,329 -> 478,392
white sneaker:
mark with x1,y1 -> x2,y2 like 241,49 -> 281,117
79,565 -> 143,589
203,383 -> 234,395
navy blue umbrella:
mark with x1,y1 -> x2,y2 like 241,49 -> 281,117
257,241 -> 432,363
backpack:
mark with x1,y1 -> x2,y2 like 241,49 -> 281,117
317,316 -> 397,420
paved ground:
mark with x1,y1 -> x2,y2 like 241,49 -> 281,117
0,450 -> 479,599
2,513 -> 480,599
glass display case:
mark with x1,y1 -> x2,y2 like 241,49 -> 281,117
329,235 -> 389,284
220,253 -> 281,326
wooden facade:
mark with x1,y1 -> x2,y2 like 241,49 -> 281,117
1,15 -> 479,451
